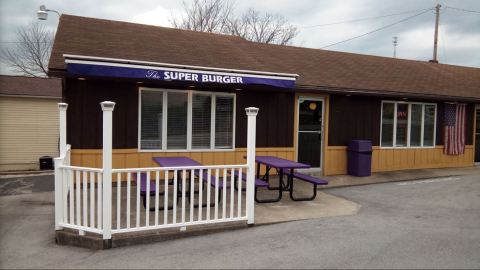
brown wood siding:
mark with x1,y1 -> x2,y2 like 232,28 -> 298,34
66,78 -> 138,149
65,79 -> 295,149
235,90 -> 294,148
328,95 -> 381,146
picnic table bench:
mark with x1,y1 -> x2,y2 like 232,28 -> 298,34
254,156 -> 329,202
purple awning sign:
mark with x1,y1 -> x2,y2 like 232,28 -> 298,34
67,62 -> 296,89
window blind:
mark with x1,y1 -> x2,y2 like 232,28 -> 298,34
423,105 -> 436,146
215,96 -> 234,149
192,94 -> 212,149
140,91 -> 163,149
167,92 -> 188,149
410,104 -> 423,146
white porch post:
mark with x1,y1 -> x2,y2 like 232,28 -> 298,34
101,101 -> 115,240
58,103 -> 68,156
54,103 -> 68,230
245,107 -> 259,225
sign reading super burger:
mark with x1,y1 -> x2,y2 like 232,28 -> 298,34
67,61 -> 296,89
152,70 -> 244,84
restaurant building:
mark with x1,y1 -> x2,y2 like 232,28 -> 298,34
48,14 -> 480,176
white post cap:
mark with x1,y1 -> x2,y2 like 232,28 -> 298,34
100,101 -> 116,111
245,107 -> 259,116
58,103 -> 68,110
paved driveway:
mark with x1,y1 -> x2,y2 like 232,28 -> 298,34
1,171 -> 479,269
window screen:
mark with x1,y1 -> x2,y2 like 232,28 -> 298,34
381,103 -> 395,147
140,91 -> 163,149
423,105 -> 436,146
167,92 -> 188,149
192,94 -> 212,149
215,96 -> 234,149
410,104 -> 423,147
395,103 -> 409,147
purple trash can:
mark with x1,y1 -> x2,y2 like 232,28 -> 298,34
347,140 -> 372,177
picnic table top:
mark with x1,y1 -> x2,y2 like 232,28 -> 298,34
255,156 -> 310,169
152,156 -> 202,167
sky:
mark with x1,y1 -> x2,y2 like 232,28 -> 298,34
1,0 -> 479,75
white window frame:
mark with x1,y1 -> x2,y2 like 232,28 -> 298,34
380,100 -> 437,149
138,87 -> 236,152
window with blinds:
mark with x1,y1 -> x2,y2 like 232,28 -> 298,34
192,94 -> 212,149
215,96 -> 234,149
140,91 -> 163,149
167,92 -> 188,149
139,88 -> 235,151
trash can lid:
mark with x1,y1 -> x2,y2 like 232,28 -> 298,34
348,140 -> 372,152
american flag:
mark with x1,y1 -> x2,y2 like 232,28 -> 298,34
444,103 -> 466,155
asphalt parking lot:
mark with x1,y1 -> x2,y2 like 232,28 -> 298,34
0,169 -> 479,269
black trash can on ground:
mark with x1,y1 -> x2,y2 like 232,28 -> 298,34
347,140 -> 372,177
39,156 -> 53,170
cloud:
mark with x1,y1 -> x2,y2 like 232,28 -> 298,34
0,0 -> 479,76
131,5 -> 177,27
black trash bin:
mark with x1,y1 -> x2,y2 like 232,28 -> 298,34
39,156 -> 53,170
347,140 -> 372,177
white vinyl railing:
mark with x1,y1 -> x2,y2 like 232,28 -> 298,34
54,102 -> 259,240
110,165 -> 248,234
56,164 -> 104,235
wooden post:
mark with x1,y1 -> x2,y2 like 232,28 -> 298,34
245,107 -> 259,225
432,4 -> 441,63
58,103 -> 68,156
101,101 -> 115,240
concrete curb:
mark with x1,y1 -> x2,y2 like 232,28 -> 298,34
318,166 -> 477,190
56,222 -> 249,250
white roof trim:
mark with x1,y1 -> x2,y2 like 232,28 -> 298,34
63,54 -> 299,79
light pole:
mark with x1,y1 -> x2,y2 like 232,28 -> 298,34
37,5 -> 60,20
392,36 -> 398,58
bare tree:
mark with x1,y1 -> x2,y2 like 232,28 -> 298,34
230,9 -> 298,45
171,0 -> 234,33
172,0 -> 299,45
1,22 -> 53,77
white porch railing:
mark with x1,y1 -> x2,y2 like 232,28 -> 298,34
110,165 -> 248,234
54,102 -> 259,241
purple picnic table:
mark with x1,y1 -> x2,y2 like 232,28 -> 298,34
153,156 -> 222,188
137,156 -> 222,211
254,156 -> 310,203
153,156 -> 202,167
135,157 -> 202,195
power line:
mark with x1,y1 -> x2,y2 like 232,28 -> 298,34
320,8 -> 433,49
302,8 -> 432,28
445,6 -> 480,14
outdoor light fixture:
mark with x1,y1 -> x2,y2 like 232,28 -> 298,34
77,77 -> 86,81
37,5 -> 60,20
188,85 -> 195,88
235,88 -> 242,91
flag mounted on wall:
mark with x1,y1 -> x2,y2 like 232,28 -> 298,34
444,103 -> 466,155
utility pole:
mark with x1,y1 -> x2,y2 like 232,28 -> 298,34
430,4 -> 441,63
392,36 -> 398,58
